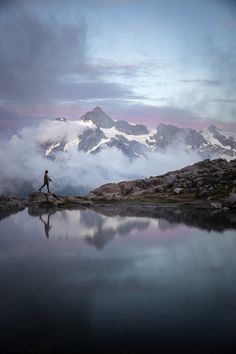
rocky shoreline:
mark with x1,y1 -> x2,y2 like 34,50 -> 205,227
1,158 -> 236,220
0,195 -> 27,220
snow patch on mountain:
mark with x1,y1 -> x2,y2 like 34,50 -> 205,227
45,142 -> 60,156
201,129 -> 232,150
64,137 -> 81,152
101,126 -> 155,146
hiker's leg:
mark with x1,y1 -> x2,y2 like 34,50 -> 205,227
46,182 -> 50,193
39,183 -> 46,191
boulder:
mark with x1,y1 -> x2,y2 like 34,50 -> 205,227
92,183 -> 121,196
223,193 -> 236,208
28,192 -> 47,203
174,188 -> 183,194
155,185 -> 165,193
120,182 -> 134,195
165,174 -> 176,186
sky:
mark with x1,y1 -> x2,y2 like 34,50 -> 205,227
0,0 -> 236,132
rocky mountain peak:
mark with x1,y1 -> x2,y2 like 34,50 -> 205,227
153,123 -> 206,150
80,107 -> 115,128
92,106 -> 104,113
207,125 -> 219,133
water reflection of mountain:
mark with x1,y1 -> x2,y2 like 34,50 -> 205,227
85,219 -> 150,249
27,203 -> 236,248
28,208 -> 151,247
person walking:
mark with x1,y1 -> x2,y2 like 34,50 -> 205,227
39,170 -> 52,193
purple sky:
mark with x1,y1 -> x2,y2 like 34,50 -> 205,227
0,0 -> 236,132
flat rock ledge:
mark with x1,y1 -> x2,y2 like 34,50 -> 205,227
28,192 -> 93,210
0,192 -> 93,220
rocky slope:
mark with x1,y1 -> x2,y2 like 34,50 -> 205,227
87,158 -> 236,208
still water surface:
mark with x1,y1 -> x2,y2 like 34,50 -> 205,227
0,207 -> 236,353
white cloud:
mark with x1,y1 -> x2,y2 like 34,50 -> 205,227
0,120 -> 201,196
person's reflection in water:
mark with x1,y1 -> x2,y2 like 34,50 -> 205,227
39,214 -> 52,238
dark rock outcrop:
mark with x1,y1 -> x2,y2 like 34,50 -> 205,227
115,120 -> 148,135
0,195 -> 27,220
106,135 -> 148,157
78,127 -> 106,152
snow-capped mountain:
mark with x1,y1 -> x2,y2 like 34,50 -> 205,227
41,107 -> 236,160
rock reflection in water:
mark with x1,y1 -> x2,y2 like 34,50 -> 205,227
28,204 -> 236,247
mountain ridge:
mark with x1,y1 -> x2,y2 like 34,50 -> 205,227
41,106 -> 236,160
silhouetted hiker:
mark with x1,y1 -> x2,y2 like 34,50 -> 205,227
39,214 -> 52,238
39,170 -> 52,193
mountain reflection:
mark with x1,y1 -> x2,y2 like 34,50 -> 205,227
27,203 -> 236,247
32,208 -> 151,247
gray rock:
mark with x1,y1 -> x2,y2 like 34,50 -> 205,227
155,185 -> 165,193
166,174 -> 176,186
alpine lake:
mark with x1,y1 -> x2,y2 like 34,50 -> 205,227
0,204 -> 236,354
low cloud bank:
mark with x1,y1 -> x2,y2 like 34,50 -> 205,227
0,121 -> 201,196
